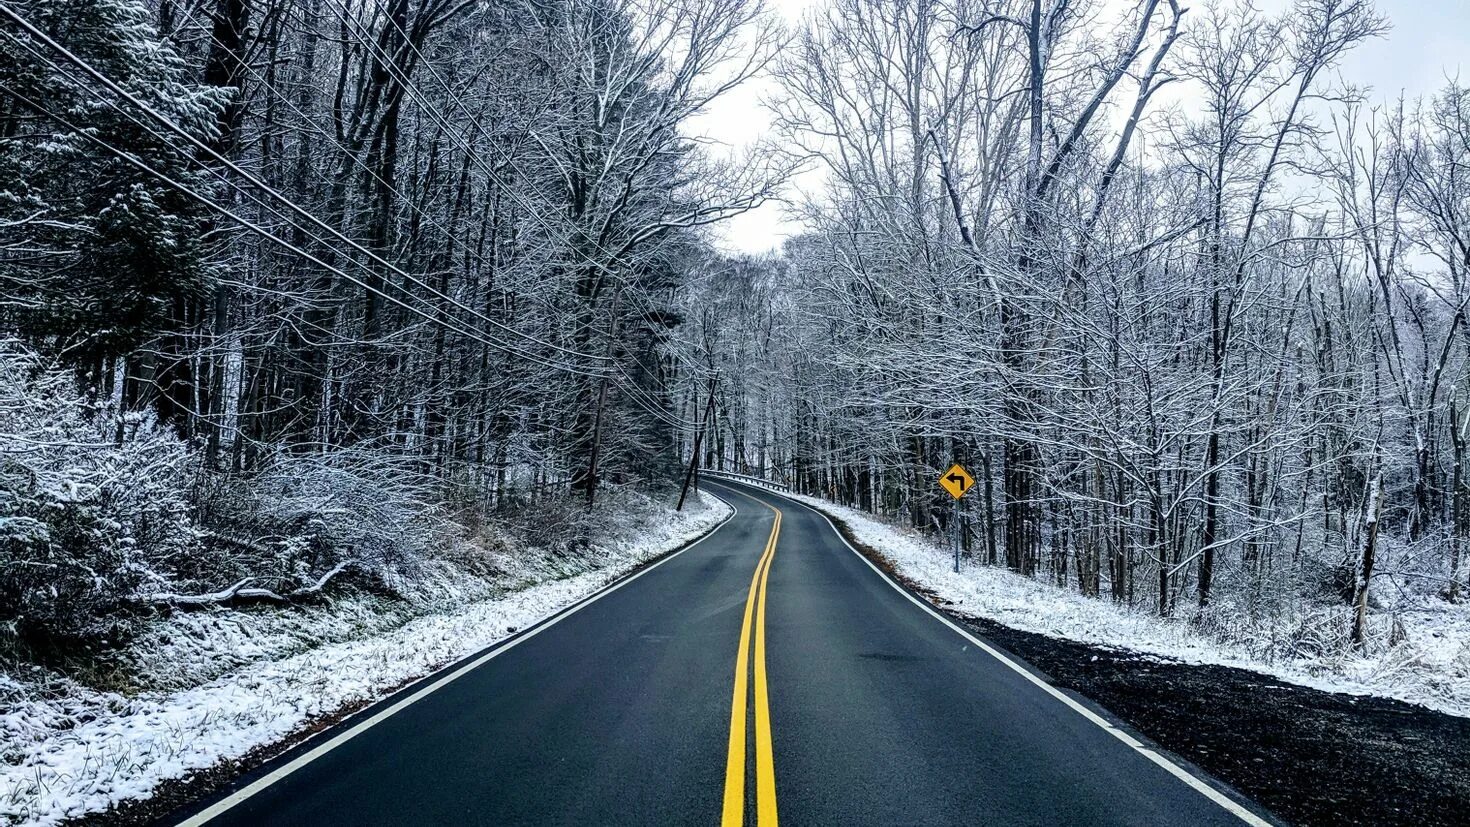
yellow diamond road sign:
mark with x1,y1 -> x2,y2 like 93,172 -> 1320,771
939,463 -> 975,500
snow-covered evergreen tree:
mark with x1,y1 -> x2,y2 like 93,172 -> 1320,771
0,0 -> 225,360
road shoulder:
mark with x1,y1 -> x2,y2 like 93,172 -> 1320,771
55,494 -> 737,827
778,485 -> 1470,827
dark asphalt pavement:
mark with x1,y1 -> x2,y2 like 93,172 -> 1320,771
169,481 -> 1268,826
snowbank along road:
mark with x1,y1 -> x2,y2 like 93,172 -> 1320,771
164,480 -> 1278,826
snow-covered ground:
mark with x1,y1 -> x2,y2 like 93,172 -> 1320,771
778,490 -> 1470,720
0,492 -> 730,827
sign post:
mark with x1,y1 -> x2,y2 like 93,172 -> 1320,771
938,463 -> 975,573
952,496 -> 960,573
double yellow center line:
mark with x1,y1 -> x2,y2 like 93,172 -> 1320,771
721,501 -> 782,826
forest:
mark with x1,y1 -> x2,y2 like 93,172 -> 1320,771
1,0 -> 1465,663
688,0 -> 1470,653
1,0 -> 783,644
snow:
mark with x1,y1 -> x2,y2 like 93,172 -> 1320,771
0,492 -> 731,827
778,490 -> 1470,720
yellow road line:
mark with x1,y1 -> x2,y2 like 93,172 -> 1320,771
752,508 -> 779,827
721,504 -> 781,826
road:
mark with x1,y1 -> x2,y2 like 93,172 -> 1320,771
169,480 -> 1271,826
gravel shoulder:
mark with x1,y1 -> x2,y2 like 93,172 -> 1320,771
809,497 -> 1470,827
957,614 -> 1470,827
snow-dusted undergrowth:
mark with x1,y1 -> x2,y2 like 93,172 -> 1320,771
781,490 -> 1470,719
0,491 -> 730,827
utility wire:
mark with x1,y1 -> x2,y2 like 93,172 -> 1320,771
0,73 -> 612,380
0,2 -> 608,367
4,3 -> 709,426
174,8 -> 703,415
324,0 -> 718,382
316,0 -> 712,425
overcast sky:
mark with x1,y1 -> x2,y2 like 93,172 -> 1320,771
689,0 -> 1470,256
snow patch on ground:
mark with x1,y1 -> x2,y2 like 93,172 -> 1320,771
780,490 -> 1470,719
0,492 -> 730,827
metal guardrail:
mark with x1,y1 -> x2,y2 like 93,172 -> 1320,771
701,469 -> 791,493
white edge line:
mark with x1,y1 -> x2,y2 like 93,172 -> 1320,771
176,497 -> 739,826
715,480 -> 1273,827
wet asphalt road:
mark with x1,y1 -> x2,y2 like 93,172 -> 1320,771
166,480 -> 1267,826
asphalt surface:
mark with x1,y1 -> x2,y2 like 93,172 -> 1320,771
166,481 -> 1268,826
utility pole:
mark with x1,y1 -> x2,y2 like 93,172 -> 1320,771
677,372 -> 718,511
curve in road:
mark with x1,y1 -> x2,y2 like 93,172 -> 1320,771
165,481 -> 1275,826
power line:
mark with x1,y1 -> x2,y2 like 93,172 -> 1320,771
0,2 -> 609,367
325,0 -> 717,399
181,7 -> 704,408
174,9 -> 573,355
319,0 -> 720,345
0,75 -> 613,381
5,2 -> 711,428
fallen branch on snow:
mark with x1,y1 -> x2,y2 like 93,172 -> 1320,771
143,561 -> 359,608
